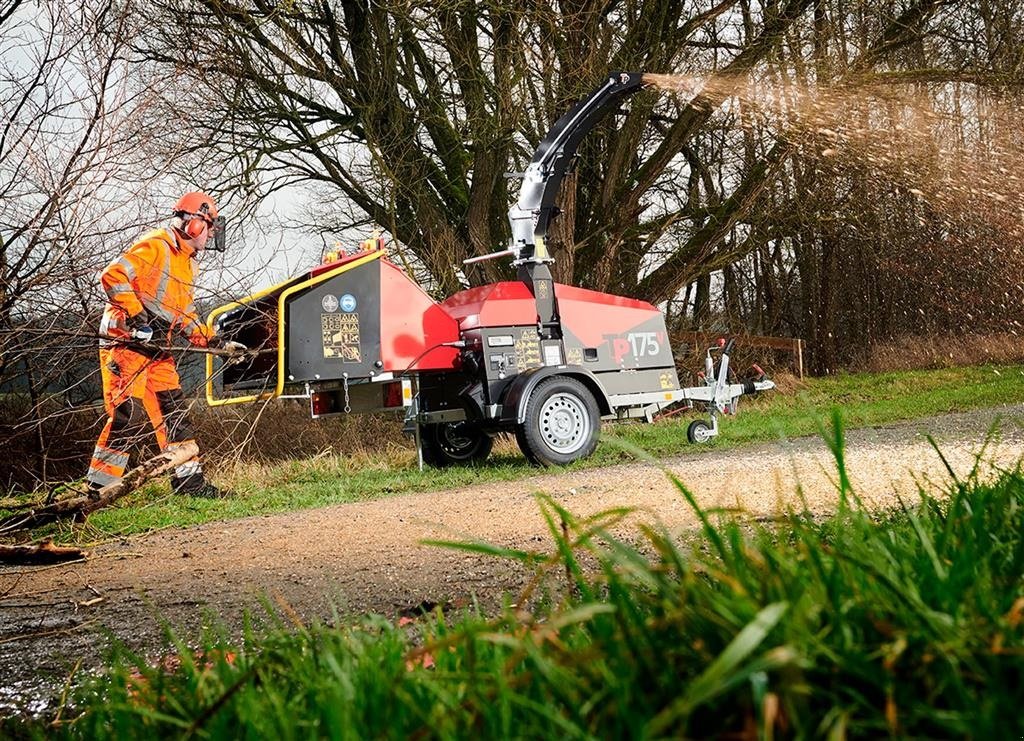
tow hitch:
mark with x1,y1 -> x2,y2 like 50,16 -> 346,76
684,338 -> 775,444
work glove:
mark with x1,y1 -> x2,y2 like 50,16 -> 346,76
131,325 -> 154,342
126,311 -> 154,342
222,340 -> 248,365
208,335 -> 248,355
127,312 -> 173,342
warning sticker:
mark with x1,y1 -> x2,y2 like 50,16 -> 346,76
514,328 -> 541,369
321,313 -> 361,362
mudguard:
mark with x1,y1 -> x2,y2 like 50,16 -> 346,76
500,366 -> 612,424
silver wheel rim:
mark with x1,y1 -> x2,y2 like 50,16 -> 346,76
693,423 -> 711,443
539,392 -> 591,455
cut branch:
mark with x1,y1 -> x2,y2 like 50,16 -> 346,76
0,539 -> 88,565
0,442 -> 199,532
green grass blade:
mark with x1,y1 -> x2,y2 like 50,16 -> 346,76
646,601 -> 790,734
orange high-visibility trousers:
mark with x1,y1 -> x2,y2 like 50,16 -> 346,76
86,346 -> 204,492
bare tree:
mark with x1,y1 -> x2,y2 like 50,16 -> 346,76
0,0 -> 184,489
138,0 -> 1015,341
137,0 -> 822,296
718,0 -> 1024,371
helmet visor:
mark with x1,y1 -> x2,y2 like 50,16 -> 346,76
208,215 -> 227,251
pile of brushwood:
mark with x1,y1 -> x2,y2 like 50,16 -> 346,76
16,421 -> 1024,738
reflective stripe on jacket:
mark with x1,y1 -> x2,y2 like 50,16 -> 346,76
99,228 -> 210,345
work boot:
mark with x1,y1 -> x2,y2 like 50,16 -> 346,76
191,483 -> 234,499
171,472 -> 204,496
171,473 -> 233,499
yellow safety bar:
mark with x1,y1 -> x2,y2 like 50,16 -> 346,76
205,250 -> 383,406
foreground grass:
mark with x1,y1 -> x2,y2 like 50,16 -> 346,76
11,362 -> 1024,542
18,419 -> 1024,738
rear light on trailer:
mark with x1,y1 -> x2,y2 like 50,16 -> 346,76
382,381 -> 402,408
381,379 -> 413,408
383,379 -> 413,408
311,391 -> 335,417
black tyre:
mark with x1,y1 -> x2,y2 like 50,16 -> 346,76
514,426 -> 541,466
420,421 -> 493,467
516,376 -> 600,466
687,419 -> 713,444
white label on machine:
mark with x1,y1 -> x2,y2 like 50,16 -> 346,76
543,344 -> 563,366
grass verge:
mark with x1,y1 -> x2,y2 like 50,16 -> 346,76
8,362 -> 1024,541
14,416 -> 1024,738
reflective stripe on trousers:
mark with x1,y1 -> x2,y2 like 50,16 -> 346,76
86,346 -> 203,489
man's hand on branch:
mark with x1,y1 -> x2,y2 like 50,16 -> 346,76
127,311 -> 154,342
209,335 -> 249,357
131,325 -> 154,342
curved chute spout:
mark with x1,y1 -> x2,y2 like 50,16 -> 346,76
508,71 -> 649,265
504,70 -> 701,339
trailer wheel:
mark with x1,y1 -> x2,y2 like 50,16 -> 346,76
420,421 -> 493,467
687,419 -> 713,444
516,376 -> 600,466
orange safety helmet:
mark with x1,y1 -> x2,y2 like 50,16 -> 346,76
172,191 -> 226,251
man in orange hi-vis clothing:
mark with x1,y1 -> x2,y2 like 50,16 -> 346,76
86,192 -> 243,498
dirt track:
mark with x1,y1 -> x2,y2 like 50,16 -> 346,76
3,404 -> 1023,713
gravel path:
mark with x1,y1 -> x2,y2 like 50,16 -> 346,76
2,404 -> 1023,712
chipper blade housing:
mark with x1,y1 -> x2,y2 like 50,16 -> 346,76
206,246 -> 459,413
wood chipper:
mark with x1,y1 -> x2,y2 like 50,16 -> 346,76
206,72 -> 775,467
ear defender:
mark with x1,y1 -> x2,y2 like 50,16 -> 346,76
184,216 -> 208,238
172,212 -> 208,239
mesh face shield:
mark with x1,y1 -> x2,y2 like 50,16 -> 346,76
208,215 -> 226,252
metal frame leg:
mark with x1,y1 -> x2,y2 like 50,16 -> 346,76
412,378 -> 424,471
414,420 -> 424,472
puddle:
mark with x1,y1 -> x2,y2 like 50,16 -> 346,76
0,677 -> 59,719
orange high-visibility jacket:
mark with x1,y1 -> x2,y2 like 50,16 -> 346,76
98,228 -> 211,346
